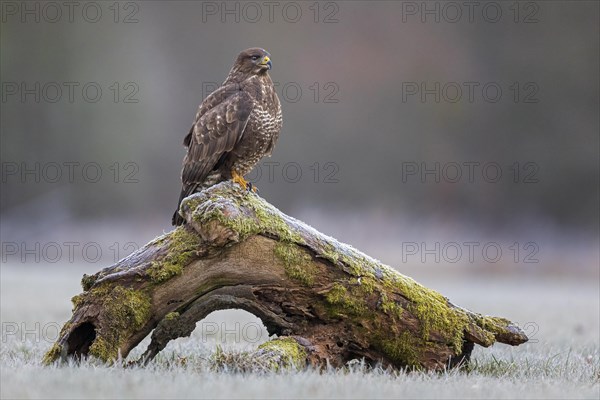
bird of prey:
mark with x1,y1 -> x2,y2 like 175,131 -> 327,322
172,48 -> 282,226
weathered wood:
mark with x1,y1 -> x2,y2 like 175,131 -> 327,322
43,182 -> 528,370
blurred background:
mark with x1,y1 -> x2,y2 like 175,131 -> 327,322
1,0 -> 598,332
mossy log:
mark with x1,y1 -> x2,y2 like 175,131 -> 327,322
44,182 -> 527,370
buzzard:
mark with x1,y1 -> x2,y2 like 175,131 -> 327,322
172,48 -> 282,225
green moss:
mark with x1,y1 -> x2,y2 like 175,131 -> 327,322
193,185 -> 304,244
89,336 -> 117,361
180,195 -> 204,218
392,274 -> 469,354
146,226 -> 201,284
375,331 -> 422,368
147,261 -> 183,284
357,276 -> 376,295
164,311 -> 180,321
81,274 -> 97,291
321,244 -> 340,265
86,285 -> 152,362
209,338 -> 307,372
71,294 -> 84,310
248,197 -> 303,243
316,240 -> 470,355
470,315 -> 513,343
257,337 -> 307,370
106,286 -> 151,329
310,242 -> 472,367
42,343 -> 63,365
380,293 -> 404,321
43,322 -> 76,364
273,242 -> 316,286
475,315 -> 510,333
325,283 -> 367,316
380,270 -> 468,353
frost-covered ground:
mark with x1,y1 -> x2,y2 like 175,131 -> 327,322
1,265 -> 598,399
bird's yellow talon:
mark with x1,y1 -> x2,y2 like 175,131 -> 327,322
231,170 -> 248,190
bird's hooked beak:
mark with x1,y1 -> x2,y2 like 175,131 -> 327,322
260,55 -> 272,70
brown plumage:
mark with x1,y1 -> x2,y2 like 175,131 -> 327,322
172,48 -> 282,225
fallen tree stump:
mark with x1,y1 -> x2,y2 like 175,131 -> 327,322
44,182 -> 528,370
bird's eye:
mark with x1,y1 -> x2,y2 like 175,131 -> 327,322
251,55 -> 259,61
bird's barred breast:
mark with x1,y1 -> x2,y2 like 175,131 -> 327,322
231,102 -> 281,175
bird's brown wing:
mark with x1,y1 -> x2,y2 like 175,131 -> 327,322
183,84 -> 241,147
173,84 -> 254,225
181,85 -> 253,192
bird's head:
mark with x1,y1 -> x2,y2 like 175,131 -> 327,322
232,48 -> 272,77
